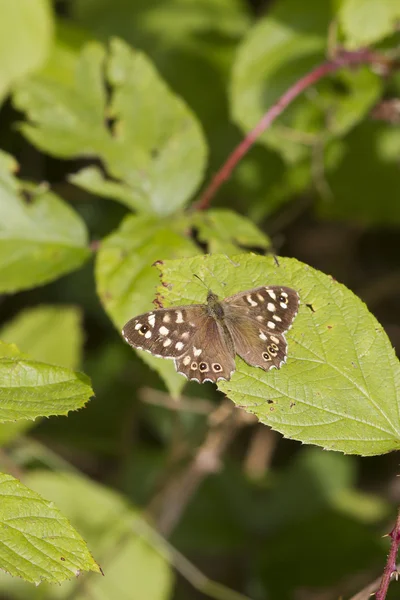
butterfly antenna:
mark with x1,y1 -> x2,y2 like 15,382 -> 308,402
193,273 -> 209,290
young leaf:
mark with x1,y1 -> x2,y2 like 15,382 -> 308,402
0,0 -> 53,103
13,39 -> 207,216
0,473 -> 100,584
0,153 -> 90,293
158,253 -> 400,456
96,213 -> 200,397
0,342 -> 93,422
0,471 -> 173,598
192,209 -> 271,254
339,0 -> 400,48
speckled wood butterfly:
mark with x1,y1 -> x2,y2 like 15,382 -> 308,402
122,286 -> 299,383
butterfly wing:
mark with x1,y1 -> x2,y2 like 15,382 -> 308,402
224,286 -> 299,371
224,286 -> 299,334
174,317 -> 236,383
122,305 -> 209,358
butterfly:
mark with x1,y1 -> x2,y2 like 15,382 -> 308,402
122,286 -> 299,383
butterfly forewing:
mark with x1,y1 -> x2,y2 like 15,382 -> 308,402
122,305 -> 209,358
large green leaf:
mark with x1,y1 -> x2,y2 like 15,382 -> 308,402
158,253 -> 400,456
339,0 -> 400,48
0,0 -> 53,103
0,471 -> 173,599
13,39 -> 207,217
0,473 -> 100,584
0,341 -> 93,422
71,0 -> 250,167
0,153 -> 90,293
231,0 -> 381,163
96,214 -> 200,397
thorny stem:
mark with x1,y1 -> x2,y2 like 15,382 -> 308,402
375,506 -> 400,599
195,48 -> 391,211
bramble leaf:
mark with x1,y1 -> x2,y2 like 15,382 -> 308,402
0,153 -> 90,293
0,471 -> 172,598
13,39 -> 207,216
0,473 -> 100,585
158,253 -> 400,456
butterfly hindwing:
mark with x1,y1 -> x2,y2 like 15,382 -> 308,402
174,317 -> 236,383
226,315 -> 288,370
122,305 -> 208,358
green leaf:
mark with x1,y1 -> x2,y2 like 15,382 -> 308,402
0,154 -> 90,293
71,0 -> 251,167
0,307 -> 85,445
13,39 -> 207,216
0,343 -> 93,422
193,209 -> 271,254
0,471 -> 173,598
158,253 -> 400,456
0,305 -> 83,370
96,214 -> 200,397
339,0 -> 400,48
231,0 -> 381,162
0,0 -> 53,103
69,166 -> 143,212
0,472 -> 100,584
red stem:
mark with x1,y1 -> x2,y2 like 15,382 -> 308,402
375,507 -> 400,600
195,48 -> 388,211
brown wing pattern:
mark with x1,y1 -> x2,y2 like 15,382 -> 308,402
174,318 -> 236,383
224,286 -> 299,334
122,305 -> 209,358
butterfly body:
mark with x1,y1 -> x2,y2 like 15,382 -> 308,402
123,286 -> 299,383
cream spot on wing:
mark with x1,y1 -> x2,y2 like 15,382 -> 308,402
148,314 -> 156,327
266,289 -> 276,300
159,326 -> 169,336
135,323 -> 142,330
163,314 -> 171,323
175,341 -> 184,351
181,331 -> 190,340
193,347 -> 202,357
267,302 -> 276,312
145,331 -> 152,339
281,292 -> 288,297
257,293 -> 264,302
270,335 -> 280,344
183,355 -> 191,366
176,311 -> 184,323
246,295 -> 258,307
163,338 -> 172,347
273,315 -> 282,322
280,302 -> 288,309
267,321 -> 276,329
259,332 -> 267,341
256,316 -> 264,322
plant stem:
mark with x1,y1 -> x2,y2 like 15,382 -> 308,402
195,48 -> 390,211
375,506 -> 400,599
